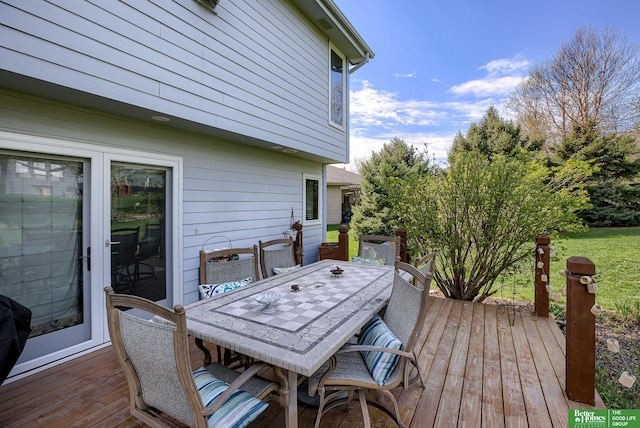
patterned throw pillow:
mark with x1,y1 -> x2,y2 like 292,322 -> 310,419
198,277 -> 252,299
272,265 -> 301,275
193,368 -> 268,428
357,316 -> 403,386
351,256 -> 385,265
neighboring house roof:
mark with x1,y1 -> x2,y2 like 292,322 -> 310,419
327,165 -> 360,186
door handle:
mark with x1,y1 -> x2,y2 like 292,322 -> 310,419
79,247 -> 91,271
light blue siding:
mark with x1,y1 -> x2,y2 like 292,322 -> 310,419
0,0 -> 348,162
0,89 -> 325,303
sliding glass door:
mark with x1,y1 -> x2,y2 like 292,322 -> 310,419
0,134 -> 180,378
0,152 -> 91,362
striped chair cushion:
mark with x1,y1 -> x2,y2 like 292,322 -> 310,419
193,368 -> 268,428
357,316 -> 403,386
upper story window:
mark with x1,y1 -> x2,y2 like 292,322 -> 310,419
329,47 -> 346,129
303,173 -> 321,225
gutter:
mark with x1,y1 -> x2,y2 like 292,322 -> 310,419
349,52 -> 369,75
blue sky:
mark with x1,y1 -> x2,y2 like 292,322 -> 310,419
333,0 -> 640,169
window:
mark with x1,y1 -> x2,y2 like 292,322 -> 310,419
303,174 -> 321,224
329,47 -> 345,128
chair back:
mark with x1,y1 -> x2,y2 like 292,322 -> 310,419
105,287 -> 204,427
111,227 -> 140,269
414,251 -> 436,290
138,223 -> 162,259
358,235 -> 400,266
259,238 -> 296,278
199,245 -> 260,285
385,261 -> 430,349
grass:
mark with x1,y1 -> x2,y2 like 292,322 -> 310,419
494,227 -> 640,311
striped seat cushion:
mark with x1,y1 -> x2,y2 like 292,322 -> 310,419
357,316 -> 403,386
193,368 -> 268,428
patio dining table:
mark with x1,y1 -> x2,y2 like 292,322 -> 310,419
183,259 -> 395,428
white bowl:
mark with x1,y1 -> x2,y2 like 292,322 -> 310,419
255,293 -> 281,314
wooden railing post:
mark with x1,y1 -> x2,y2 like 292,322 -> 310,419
395,227 -> 407,263
292,221 -> 303,265
534,234 -> 551,318
565,256 -> 596,405
338,225 -> 349,261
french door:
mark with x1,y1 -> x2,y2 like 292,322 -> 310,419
0,152 -> 92,367
0,133 -> 180,378
108,162 -> 169,304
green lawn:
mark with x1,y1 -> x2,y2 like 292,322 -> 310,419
327,225 -> 640,311
506,227 -> 640,311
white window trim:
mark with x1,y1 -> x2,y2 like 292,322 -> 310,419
303,173 -> 322,226
328,44 -> 346,131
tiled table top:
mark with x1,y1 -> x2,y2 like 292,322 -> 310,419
184,259 -> 395,376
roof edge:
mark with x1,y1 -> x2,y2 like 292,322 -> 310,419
289,0 -> 374,64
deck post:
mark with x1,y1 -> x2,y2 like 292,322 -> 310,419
293,221 -> 303,265
395,227 -> 408,262
534,234 -> 551,318
565,256 -> 596,405
338,225 -> 349,261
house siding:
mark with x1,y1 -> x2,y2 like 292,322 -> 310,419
0,89 -> 324,304
0,0 -> 348,162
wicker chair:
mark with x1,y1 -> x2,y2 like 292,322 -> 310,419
198,245 -> 260,366
104,287 -> 277,428
307,261 -> 430,428
258,238 -> 297,278
199,245 -> 260,294
357,235 -> 401,266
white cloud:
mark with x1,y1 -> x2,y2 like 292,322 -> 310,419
343,55 -> 530,168
393,72 -> 417,78
449,54 -> 529,97
449,75 -> 525,97
350,81 -> 443,128
480,57 -> 530,75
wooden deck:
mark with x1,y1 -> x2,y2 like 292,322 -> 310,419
0,297 -> 604,427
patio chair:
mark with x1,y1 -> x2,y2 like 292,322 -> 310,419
105,286 -> 277,428
199,245 -> 260,366
134,222 -> 162,281
199,246 -> 260,296
111,227 -> 140,293
258,238 -> 297,278
413,250 -> 436,291
308,261 -> 430,428
356,235 -> 401,266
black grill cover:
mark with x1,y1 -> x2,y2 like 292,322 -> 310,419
0,295 -> 32,385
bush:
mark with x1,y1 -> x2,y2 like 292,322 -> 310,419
399,151 -> 590,301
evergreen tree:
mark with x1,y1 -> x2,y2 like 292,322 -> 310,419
449,106 -> 542,161
350,138 -> 435,237
553,121 -> 640,226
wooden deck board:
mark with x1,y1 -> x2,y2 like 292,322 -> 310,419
458,302 -> 486,428
0,297 -> 606,428
433,300 -> 474,427
483,303 -> 506,428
